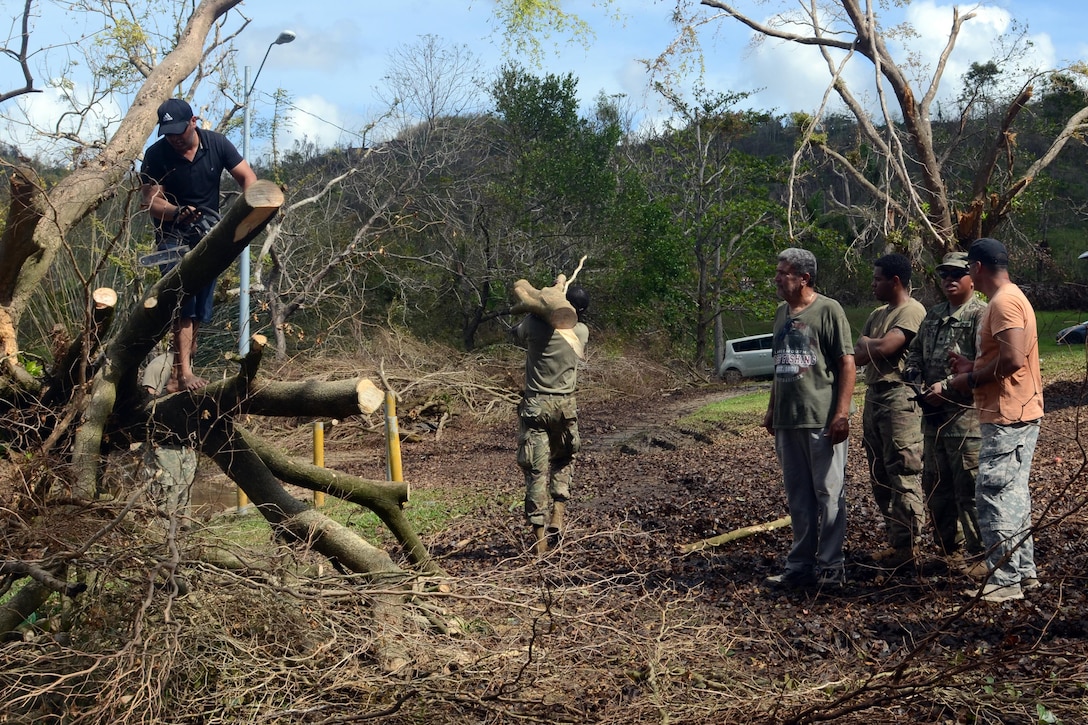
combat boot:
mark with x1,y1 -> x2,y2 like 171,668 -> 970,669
532,525 -> 548,555
546,502 -> 566,549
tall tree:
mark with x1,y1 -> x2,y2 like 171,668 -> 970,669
690,0 -> 1088,258
637,84 -> 786,367
0,1 -> 436,657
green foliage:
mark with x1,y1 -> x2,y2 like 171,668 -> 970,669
490,0 -> 595,60
490,65 -> 620,222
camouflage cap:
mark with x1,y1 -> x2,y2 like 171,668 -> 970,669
936,251 -> 969,271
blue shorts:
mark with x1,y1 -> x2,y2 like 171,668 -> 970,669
156,237 -> 216,324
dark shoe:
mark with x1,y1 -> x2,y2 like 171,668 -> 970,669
817,570 -> 845,588
764,571 -> 817,589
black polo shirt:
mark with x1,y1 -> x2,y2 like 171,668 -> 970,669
140,128 -> 243,237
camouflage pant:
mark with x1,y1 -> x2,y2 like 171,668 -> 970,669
141,443 -> 196,529
922,425 -> 982,556
862,385 -> 925,549
977,421 -> 1039,587
517,394 -> 580,527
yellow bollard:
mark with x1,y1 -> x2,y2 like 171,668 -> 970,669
385,391 -> 403,483
313,421 -> 325,508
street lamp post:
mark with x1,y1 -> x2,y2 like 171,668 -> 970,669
239,29 -> 295,356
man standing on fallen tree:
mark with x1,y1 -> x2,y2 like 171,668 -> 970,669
140,98 -> 256,392
513,285 -> 590,555
763,248 -> 856,589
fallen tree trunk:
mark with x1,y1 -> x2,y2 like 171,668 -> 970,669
70,181 -> 285,499
235,426 -> 442,575
680,515 -> 792,554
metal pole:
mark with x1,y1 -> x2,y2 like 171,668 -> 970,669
235,65 -> 253,513
313,421 -> 325,508
239,65 -> 252,356
385,392 -> 403,483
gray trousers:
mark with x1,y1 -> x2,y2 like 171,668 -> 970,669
775,427 -> 848,576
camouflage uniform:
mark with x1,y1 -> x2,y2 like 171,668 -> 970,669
515,314 -> 589,528
860,300 -> 927,552
517,394 -> 580,526
905,293 -> 987,557
976,421 -> 1039,587
967,267 -> 1042,589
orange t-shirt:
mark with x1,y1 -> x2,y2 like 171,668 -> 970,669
973,283 -> 1043,424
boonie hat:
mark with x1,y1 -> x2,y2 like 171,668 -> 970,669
157,98 -> 194,136
966,237 -> 1009,266
936,251 -> 969,271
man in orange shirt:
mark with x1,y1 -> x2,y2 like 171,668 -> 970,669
950,238 -> 1042,602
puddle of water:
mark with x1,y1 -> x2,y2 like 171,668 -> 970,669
189,470 -> 239,516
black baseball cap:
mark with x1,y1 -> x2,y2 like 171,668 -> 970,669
157,98 -> 194,136
966,237 -> 1009,266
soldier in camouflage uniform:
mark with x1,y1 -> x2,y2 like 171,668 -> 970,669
904,252 -> 986,563
514,286 -> 590,555
950,238 -> 1042,603
855,253 -> 928,570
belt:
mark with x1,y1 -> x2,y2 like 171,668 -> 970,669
868,380 -> 903,391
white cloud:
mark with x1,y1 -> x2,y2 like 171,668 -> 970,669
711,0 -> 1069,119
2,85 -> 127,164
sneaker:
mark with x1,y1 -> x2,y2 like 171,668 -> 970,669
963,582 -> 1024,603
763,571 -> 817,589
1021,576 -> 1040,591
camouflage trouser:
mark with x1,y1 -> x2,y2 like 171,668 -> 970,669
141,443 -> 196,529
862,385 -> 925,550
977,421 -> 1039,587
922,424 -> 982,556
517,394 -> 580,527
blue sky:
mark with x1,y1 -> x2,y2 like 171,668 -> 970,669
4,0 -> 1086,161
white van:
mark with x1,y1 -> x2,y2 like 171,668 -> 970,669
719,333 -> 774,383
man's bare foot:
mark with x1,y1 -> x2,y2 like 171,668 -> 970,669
166,373 -> 208,393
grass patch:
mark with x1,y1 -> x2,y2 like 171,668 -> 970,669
681,390 -> 770,433
194,486 -> 497,551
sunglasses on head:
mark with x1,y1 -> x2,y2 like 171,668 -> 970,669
938,269 -> 967,280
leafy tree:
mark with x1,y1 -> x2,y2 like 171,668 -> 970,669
635,84 -> 788,368
0,1 -> 437,675
497,0 -> 1088,263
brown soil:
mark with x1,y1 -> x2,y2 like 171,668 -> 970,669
266,373 -> 1088,723
10,364 -> 1088,723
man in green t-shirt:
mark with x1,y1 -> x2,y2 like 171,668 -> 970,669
762,248 -> 856,589
854,253 -> 927,571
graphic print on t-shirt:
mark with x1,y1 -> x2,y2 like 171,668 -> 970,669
773,318 -> 816,381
